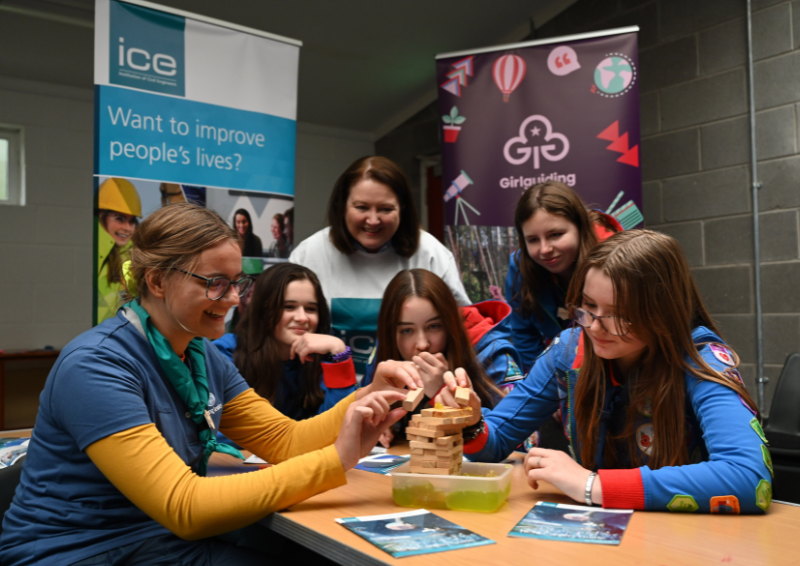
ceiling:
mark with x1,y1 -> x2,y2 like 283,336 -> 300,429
0,0 -> 576,138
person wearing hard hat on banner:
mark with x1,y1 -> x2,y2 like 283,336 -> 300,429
97,178 -> 142,324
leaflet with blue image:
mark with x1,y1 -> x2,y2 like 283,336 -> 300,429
509,501 -> 633,545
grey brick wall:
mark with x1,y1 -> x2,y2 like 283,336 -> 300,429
377,0 -> 800,416
536,0 -> 800,415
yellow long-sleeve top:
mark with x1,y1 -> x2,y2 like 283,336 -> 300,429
86,388 -> 354,540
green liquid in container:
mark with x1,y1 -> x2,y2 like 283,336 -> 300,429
392,483 -> 510,513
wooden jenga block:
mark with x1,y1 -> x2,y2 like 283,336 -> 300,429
410,414 -> 422,423
405,427 -> 459,439
406,433 -> 431,442
436,444 -> 463,457
403,388 -> 425,412
419,416 -> 454,425
421,407 -> 473,419
409,464 -> 458,475
434,434 -> 463,446
454,387 -> 471,406
408,440 -> 436,450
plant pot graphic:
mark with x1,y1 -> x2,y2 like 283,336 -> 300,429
443,125 -> 462,143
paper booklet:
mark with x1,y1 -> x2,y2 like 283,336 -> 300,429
336,508 -> 494,558
0,438 -> 30,469
509,501 -> 633,545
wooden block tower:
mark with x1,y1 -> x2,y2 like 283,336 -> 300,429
404,387 -> 472,476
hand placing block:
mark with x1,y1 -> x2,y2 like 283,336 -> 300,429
454,387 -> 471,406
403,388 -> 425,412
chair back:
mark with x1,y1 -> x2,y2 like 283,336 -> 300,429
765,353 -> 800,445
0,455 -> 25,536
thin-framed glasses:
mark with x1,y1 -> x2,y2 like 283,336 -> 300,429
171,268 -> 253,301
570,306 -> 632,337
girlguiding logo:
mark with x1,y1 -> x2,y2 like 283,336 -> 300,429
109,1 -> 185,97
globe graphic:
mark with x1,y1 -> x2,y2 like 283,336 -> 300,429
594,57 -> 633,94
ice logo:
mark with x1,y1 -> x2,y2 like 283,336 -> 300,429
547,46 -> 580,76
503,115 -> 569,169
593,54 -> 635,95
208,392 -> 216,406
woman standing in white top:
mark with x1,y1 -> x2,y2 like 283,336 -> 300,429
290,156 -> 469,378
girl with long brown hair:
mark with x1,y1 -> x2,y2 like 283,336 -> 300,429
506,181 -> 622,372
214,263 -> 357,419
450,230 -> 772,514
369,269 -> 504,409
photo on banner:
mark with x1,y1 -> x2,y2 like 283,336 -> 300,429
93,0 -> 300,325
436,29 -> 642,301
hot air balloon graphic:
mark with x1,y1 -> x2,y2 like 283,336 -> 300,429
492,54 -> 526,102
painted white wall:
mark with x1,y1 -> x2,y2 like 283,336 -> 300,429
0,77 -> 374,350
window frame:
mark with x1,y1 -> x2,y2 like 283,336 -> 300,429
0,125 -> 25,206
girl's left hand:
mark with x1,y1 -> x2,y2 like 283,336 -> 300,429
524,448 -> 602,505
290,333 -> 346,363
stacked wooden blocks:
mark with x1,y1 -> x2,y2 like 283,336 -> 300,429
406,401 -> 472,475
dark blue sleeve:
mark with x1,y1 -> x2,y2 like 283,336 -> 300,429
211,333 -> 237,362
469,330 -> 575,462
640,345 -> 773,514
504,251 -> 546,373
50,347 -> 153,451
204,338 -> 250,405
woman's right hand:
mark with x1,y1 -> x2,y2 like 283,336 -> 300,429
437,368 -> 482,426
334,390 -> 407,470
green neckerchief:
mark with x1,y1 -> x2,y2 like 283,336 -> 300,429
128,300 -> 243,475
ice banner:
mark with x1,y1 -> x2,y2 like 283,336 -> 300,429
436,29 -> 641,302
94,0 -> 300,324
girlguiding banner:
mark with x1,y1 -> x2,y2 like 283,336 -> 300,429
94,0 -> 300,324
436,28 -> 641,302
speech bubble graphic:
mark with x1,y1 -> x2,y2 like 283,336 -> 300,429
547,46 -> 580,76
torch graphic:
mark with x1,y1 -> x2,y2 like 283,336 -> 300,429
444,170 -> 481,225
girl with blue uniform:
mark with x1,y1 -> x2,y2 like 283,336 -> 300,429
0,204 -> 421,566
441,230 -> 772,514
214,263 -> 356,420
505,182 -> 621,373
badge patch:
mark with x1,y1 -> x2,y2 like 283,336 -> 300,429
723,368 -> 743,384
667,494 -> 699,513
710,495 -> 740,514
505,356 -> 523,380
762,445 -> 774,477
709,344 -> 734,366
750,418 -> 768,444
639,396 -> 653,417
755,479 -> 772,512
207,392 -> 216,406
636,423 -> 654,455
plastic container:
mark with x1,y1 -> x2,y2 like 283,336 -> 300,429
390,461 -> 513,513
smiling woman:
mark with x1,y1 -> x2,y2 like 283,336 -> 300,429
290,156 -> 470,379
0,203 -> 422,566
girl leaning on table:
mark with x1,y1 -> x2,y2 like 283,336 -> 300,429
213,262 -> 357,420
0,203 -> 422,566
437,230 -> 773,514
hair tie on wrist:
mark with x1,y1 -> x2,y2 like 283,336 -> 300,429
122,260 -> 138,295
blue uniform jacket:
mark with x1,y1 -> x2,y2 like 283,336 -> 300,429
504,250 -> 567,373
469,326 -> 773,514
213,333 -> 355,420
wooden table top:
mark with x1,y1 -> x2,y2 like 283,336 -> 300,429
209,447 -> 800,566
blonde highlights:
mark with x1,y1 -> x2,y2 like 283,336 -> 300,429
123,203 -> 239,302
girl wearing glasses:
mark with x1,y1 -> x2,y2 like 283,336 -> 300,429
0,204 -> 421,566
438,230 -> 772,514
506,182 -> 622,373
214,263 -> 357,420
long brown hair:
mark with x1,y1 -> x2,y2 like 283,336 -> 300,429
326,156 -> 420,257
376,269 -> 502,408
567,230 -> 759,470
123,203 -> 238,302
233,263 -> 326,416
513,182 -> 599,318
